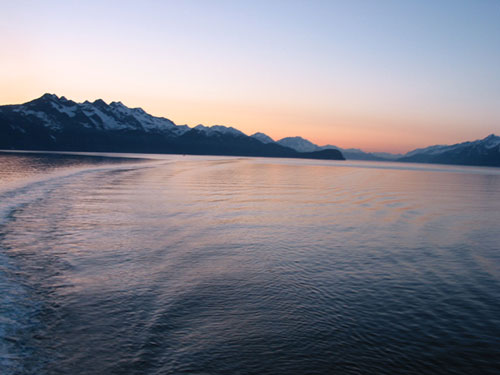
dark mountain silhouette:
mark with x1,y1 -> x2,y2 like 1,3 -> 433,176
253,134 -> 400,161
2,94 -> 497,167
398,134 -> 500,167
0,94 -> 344,161
259,133 -> 500,167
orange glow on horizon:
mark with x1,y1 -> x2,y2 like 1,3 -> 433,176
0,89 -> 496,155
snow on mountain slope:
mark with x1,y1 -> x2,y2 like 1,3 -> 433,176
11,108 -> 55,128
277,136 -> 320,153
275,137 -> 395,160
404,144 -> 454,157
399,134 -> 500,167
194,124 -> 246,137
50,99 -> 78,118
5,94 -> 193,135
1,93 -> 280,140
108,101 -> 189,134
251,132 -> 275,144
480,134 -> 500,149
404,134 -> 500,157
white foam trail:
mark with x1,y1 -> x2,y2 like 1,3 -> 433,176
0,160 -> 160,375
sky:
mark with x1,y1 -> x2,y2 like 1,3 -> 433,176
1,0 -> 499,153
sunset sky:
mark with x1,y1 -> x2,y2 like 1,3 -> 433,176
2,0 -> 499,153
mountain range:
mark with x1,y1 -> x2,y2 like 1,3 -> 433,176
251,134 -> 402,161
397,134 -> 500,167
1,94 -> 498,167
0,94 -> 343,161
252,133 -> 500,167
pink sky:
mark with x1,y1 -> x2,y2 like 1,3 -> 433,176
2,1 -> 499,153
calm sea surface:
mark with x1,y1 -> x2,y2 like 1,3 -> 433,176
1,151 -> 499,375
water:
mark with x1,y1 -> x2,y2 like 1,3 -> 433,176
1,151 -> 499,375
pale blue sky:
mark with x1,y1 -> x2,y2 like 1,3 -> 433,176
2,0 -> 499,151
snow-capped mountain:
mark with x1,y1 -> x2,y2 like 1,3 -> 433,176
0,94 -> 345,161
250,132 -> 275,144
277,137 -> 320,153
194,124 -> 246,137
399,134 -> 500,167
2,93 -> 267,139
4,93 -> 221,136
274,136 -> 397,161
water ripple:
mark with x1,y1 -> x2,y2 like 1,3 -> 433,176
0,154 -> 499,374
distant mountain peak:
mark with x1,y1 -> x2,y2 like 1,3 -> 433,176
40,93 -> 59,100
473,133 -> 498,143
251,132 -> 275,144
277,136 -> 320,153
400,134 -> 500,166
194,124 -> 245,137
281,136 -> 311,142
93,99 -> 107,108
276,136 -> 408,161
479,134 -> 500,149
132,107 -> 146,114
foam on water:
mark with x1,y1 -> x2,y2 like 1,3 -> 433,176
0,154 -> 159,374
